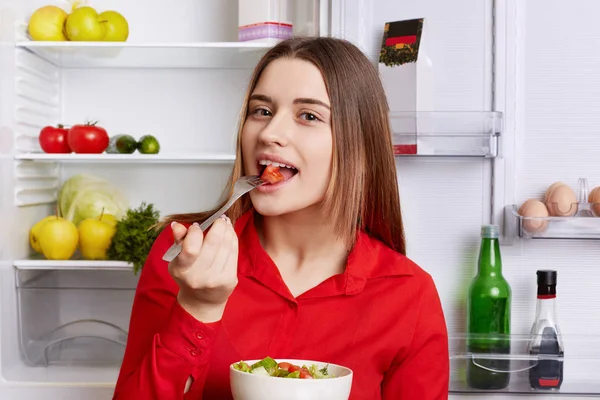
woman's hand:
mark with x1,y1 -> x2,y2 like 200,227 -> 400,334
168,216 -> 239,323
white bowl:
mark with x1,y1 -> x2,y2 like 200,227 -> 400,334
230,358 -> 353,400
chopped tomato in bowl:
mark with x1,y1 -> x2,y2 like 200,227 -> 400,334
230,357 -> 353,400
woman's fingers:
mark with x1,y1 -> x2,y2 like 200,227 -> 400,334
212,217 -> 235,276
224,221 -> 239,281
174,222 -> 204,268
171,221 -> 188,242
196,217 -> 228,270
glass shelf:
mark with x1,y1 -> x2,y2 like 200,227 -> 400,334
14,152 -> 236,164
15,29 -> 275,69
390,111 -> 502,158
450,333 -> 600,395
504,178 -> 600,242
14,258 -> 133,271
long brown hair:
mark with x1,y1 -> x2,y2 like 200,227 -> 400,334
160,36 -> 406,255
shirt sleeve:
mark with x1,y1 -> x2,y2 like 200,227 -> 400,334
112,223 -> 221,400
381,274 -> 450,400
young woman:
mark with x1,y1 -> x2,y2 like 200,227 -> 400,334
113,36 -> 449,400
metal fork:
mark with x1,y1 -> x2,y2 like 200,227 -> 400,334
161,175 -> 265,262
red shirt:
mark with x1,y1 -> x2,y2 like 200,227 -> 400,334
113,210 -> 449,400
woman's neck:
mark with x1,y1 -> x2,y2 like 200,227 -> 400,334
255,209 -> 350,295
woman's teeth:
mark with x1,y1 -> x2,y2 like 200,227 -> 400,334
258,160 -> 296,170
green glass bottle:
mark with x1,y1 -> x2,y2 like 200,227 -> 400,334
466,225 -> 512,389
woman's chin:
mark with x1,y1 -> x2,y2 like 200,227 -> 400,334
251,201 -> 296,217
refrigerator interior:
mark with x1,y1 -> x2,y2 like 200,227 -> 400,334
1,0 -> 600,399
0,0 -> 325,393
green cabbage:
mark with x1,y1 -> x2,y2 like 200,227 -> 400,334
58,174 -> 129,227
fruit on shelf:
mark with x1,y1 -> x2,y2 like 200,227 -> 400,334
29,215 -> 60,253
27,5 -> 68,41
65,6 -> 106,41
78,212 -> 117,260
138,135 -> 160,154
107,134 -> 138,154
99,213 -> 118,227
37,218 -> 79,260
99,10 -> 129,41
67,121 -> 109,153
39,124 -> 71,153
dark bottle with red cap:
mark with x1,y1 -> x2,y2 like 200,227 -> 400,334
527,270 -> 564,390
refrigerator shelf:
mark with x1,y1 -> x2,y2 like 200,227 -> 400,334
14,259 -> 133,271
504,178 -> 600,242
23,319 -> 127,367
14,152 -> 236,164
504,204 -> 600,242
15,39 -> 276,69
450,333 -> 600,395
15,268 -> 137,381
390,111 -> 502,158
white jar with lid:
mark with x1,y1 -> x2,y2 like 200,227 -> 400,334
238,0 -> 293,42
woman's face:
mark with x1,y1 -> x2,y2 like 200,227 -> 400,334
241,58 -> 333,217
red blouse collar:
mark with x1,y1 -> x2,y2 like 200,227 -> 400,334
233,209 -> 414,302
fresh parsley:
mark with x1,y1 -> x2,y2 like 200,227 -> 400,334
107,202 -> 161,275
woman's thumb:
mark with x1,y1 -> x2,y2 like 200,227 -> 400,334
171,221 -> 188,242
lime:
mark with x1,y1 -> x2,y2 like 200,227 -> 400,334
106,134 -> 138,154
138,135 -> 160,154
116,135 -> 137,154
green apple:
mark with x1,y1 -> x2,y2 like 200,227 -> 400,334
99,11 -> 129,42
28,5 -> 68,41
65,6 -> 105,41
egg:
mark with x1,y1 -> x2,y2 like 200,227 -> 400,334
545,184 -> 577,217
544,182 -> 567,203
589,186 -> 600,216
518,199 -> 549,233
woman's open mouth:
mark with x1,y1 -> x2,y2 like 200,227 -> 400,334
258,159 -> 298,183
256,157 -> 299,192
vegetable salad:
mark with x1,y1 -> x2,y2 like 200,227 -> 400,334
233,357 -> 332,379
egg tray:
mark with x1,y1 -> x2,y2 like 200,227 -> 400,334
504,177 -> 600,241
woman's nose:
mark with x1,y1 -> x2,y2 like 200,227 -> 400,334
257,112 -> 291,146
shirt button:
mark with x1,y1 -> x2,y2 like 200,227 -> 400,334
190,348 -> 199,356
195,332 -> 204,340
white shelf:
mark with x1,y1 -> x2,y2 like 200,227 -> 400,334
15,40 -> 276,69
15,152 -> 236,164
14,259 -> 132,271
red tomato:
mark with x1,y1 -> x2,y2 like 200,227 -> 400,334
288,364 -> 301,373
260,165 -> 285,184
299,368 -> 313,379
278,362 -> 292,372
67,122 -> 109,154
39,125 -> 71,153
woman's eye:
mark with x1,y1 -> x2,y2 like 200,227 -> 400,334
253,108 -> 272,117
300,112 -> 319,122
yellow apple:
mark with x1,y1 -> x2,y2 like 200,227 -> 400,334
28,6 -> 68,41
99,11 -> 129,42
65,6 -> 105,41
38,219 -> 79,260
78,217 -> 117,260
30,216 -> 62,253
99,213 -> 118,227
